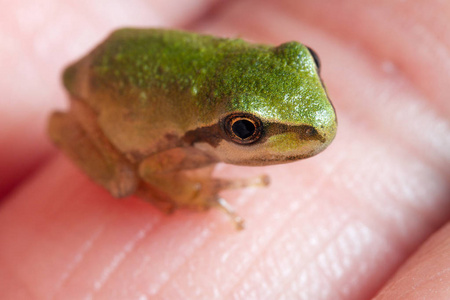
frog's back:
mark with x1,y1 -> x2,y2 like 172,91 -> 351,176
63,29 -> 261,110
62,29 -> 275,154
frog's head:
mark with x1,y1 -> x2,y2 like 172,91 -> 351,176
186,41 -> 337,166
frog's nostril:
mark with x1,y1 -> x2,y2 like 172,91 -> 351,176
297,125 -> 318,140
304,126 -> 317,137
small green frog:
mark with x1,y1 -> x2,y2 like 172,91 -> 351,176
48,28 -> 337,229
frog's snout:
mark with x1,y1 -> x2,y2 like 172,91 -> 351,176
311,114 -> 337,151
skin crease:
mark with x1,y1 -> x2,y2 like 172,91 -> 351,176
0,0 -> 449,299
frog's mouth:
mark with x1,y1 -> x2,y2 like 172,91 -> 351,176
223,149 -> 322,166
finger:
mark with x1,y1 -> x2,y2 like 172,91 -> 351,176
1,0 -> 449,299
373,222 -> 450,299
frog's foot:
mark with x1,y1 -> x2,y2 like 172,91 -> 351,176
137,170 -> 270,229
214,174 -> 270,191
138,182 -> 245,229
135,179 -> 244,229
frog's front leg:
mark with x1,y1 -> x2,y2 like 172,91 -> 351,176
136,148 -> 269,229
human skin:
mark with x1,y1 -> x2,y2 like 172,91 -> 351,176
0,0 -> 449,299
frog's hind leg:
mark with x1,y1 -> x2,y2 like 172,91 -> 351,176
48,109 -> 138,198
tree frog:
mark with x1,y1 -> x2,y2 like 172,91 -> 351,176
48,28 -> 337,229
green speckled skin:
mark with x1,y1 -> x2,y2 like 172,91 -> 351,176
63,29 -> 336,163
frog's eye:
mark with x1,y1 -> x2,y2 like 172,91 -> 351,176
222,113 -> 263,145
307,47 -> 321,73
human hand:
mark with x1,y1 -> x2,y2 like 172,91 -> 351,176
1,1 -> 449,299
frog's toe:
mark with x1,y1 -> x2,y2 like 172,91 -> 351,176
213,197 -> 245,230
214,174 -> 271,191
